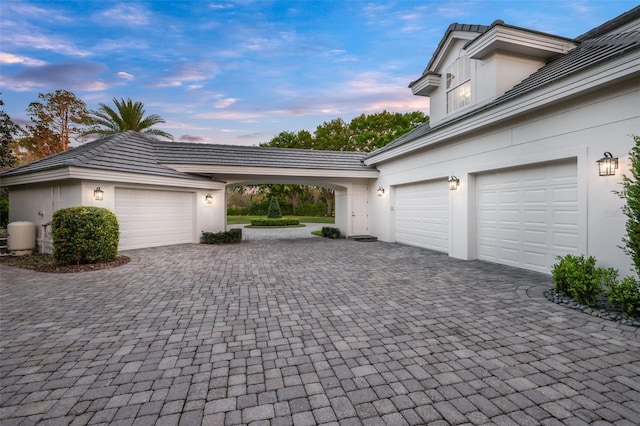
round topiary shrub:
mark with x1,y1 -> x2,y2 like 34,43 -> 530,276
52,206 -> 120,266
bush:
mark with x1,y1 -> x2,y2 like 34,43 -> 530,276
52,206 -> 119,266
250,218 -> 300,226
321,226 -> 341,239
201,228 -> 242,244
606,275 -> 640,317
551,254 -> 601,306
267,197 -> 282,218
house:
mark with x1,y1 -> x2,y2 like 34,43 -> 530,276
1,6 -> 639,274
365,6 -> 640,274
0,131 -> 377,252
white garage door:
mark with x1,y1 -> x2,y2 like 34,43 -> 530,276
395,179 -> 449,253
476,160 -> 578,273
115,188 -> 195,250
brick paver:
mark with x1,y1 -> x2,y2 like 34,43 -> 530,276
1,236 -> 639,424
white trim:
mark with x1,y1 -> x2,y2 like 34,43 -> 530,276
365,51 -> 640,165
1,167 -> 223,190
466,25 -> 576,60
163,164 -> 380,179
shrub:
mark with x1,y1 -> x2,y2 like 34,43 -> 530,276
617,135 -> 640,276
52,206 -> 119,266
321,226 -> 341,239
606,275 -> 640,317
267,197 -> 282,218
201,228 -> 242,244
250,218 -> 300,226
551,254 -> 601,306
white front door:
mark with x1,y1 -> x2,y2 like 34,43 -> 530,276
476,159 -> 578,273
395,179 -> 449,253
351,184 -> 368,235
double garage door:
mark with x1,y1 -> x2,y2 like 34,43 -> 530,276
115,188 -> 195,250
394,160 -> 578,273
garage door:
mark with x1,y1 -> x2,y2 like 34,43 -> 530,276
115,188 -> 195,250
476,160 -> 578,273
395,179 -> 449,252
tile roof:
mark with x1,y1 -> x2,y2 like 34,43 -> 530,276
1,131 -> 376,180
1,132 -> 207,180
151,142 -> 373,171
368,8 -> 640,161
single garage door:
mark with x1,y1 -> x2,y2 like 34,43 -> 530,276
476,160 -> 578,273
115,188 -> 195,250
395,179 -> 449,252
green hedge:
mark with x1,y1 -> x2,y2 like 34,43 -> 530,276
52,206 -> 119,266
229,200 -> 328,217
321,226 -> 341,239
250,218 -> 300,226
201,228 -> 242,244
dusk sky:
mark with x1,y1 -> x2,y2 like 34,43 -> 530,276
1,1 -> 637,146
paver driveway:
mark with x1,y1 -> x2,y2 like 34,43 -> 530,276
1,238 -> 639,425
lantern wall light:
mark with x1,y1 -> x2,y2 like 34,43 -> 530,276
205,194 -> 213,204
377,187 -> 385,197
93,187 -> 104,201
448,176 -> 460,190
597,152 -> 618,176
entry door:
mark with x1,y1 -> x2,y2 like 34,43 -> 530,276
351,184 -> 368,235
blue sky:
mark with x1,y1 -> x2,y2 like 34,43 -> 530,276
1,1 -> 637,146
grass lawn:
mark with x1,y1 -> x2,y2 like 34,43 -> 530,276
227,215 -> 335,225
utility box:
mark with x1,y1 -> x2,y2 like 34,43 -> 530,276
7,221 -> 36,256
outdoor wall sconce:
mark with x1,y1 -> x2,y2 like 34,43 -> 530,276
597,152 -> 618,176
93,187 -> 104,201
205,193 -> 213,204
448,176 -> 460,190
377,187 -> 385,197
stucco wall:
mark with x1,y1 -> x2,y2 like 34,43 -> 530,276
8,180 -> 224,253
369,82 -> 640,274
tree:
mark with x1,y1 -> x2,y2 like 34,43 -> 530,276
618,135 -> 640,274
349,110 -> 428,152
86,97 -> 173,140
0,97 -> 19,170
24,90 -> 89,153
267,197 -> 282,218
313,118 -> 351,151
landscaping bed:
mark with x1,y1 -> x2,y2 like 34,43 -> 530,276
0,254 -> 130,273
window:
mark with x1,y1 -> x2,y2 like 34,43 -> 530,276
446,56 -> 471,113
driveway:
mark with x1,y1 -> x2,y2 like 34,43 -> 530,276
1,238 -> 639,425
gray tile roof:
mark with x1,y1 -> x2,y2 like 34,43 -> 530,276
151,142 -> 373,171
0,132 -> 207,180
369,7 -> 640,161
1,131 -> 376,180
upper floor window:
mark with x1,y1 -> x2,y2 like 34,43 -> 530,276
446,56 -> 471,113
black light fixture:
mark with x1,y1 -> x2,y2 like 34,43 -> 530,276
377,187 -> 385,197
205,193 -> 213,204
597,152 -> 618,176
448,176 -> 460,190
93,187 -> 104,201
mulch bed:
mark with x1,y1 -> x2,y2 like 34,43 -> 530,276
0,254 -> 130,273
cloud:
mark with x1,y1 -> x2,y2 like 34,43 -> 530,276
0,62 -> 108,92
117,71 -> 134,80
95,4 -> 152,26
5,34 -> 91,57
215,98 -> 238,108
0,52 -> 46,66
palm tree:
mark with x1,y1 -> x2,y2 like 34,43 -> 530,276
85,98 -> 173,140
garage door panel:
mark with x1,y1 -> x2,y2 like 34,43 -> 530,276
395,180 -> 449,253
476,160 -> 578,273
115,188 -> 194,250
